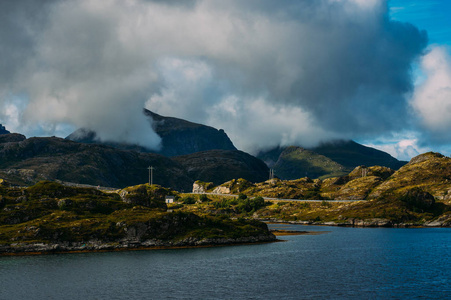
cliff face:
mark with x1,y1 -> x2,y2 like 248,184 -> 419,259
66,109 -> 237,157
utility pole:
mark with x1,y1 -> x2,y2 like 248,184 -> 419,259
269,169 -> 275,180
148,166 -> 155,187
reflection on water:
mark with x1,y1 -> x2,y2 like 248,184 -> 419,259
1,224 -> 450,299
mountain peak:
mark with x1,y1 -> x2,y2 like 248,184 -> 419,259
0,124 -> 10,135
66,109 -> 237,157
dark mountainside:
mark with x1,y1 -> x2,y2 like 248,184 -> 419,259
311,140 -> 406,170
0,125 -> 10,135
0,135 -> 193,190
173,150 -> 269,186
258,141 -> 406,180
145,109 -> 237,156
0,134 -> 268,190
67,109 -> 237,157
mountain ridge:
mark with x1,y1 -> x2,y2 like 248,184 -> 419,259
67,109 -> 237,157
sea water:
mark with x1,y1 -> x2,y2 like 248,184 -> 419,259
1,224 -> 450,299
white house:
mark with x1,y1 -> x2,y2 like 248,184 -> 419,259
165,196 -> 175,204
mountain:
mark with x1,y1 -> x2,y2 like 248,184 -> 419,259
258,146 -> 347,180
0,135 -> 268,190
0,125 -> 10,135
257,140 -> 406,180
173,150 -> 269,186
67,109 -> 237,156
0,135 -> 193,190
311,140 -> 406,170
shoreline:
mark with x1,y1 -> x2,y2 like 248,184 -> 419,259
263,219 -> 450,228
0,234 -> 277,257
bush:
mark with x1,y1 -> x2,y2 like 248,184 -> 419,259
182,196 -> 196,204
320,200 -> 332,208
238,194 -> 248,200
199,194 -> 210,203
399,188 -> 435,211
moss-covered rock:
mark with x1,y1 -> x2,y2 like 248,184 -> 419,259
119,184 -> 170,209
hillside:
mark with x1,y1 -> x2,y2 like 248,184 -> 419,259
67,109 -> 237,156
183,152 -> 451,227
0,181 -> 275,254
145,110 -> 237,156
263,146 -> 347,179
258,140 -> 406,180
173,150 -> 269,186
311,140 -> 407,170
0,134 -> 268,190
207,152 -> 450,202
0,135 -> 193,190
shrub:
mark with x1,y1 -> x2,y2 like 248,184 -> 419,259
199,194 -> 210,203
238,194 -> 248,200
321,200 -> 332,208
182,196 -> 196,204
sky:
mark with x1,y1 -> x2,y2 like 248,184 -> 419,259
0,0 -> 450,160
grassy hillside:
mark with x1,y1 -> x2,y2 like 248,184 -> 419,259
0,181 -> 275,254
184,152 -> 451,226
257,140 -> 406,180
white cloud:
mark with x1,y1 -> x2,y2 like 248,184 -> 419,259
411,46 -> 451,138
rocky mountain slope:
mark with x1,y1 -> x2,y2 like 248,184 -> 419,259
258,140 -> 406,180
145,110 -> 236,156
0,134 -> 267,190
67,109 -> 237,156
0,135 -> 192,190
173,150 -> 269,186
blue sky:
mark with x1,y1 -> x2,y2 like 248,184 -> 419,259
390,0 -> 451,47
0,0 -> 450,160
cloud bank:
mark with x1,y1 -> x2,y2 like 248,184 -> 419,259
0,0 -> 432,154
411,46 -> 451,146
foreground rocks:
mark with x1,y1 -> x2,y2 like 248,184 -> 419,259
0,234 -> 276,255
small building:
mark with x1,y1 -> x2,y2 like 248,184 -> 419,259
165,196 -> 175,204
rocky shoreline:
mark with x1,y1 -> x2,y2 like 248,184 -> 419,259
263,218 -> 451,228
0,234 -> 276,256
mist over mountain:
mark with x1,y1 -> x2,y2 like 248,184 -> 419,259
67,110 -> 407,181
67,109 -> 236,157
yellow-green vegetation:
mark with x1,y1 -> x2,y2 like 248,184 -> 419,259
369,152 -> 451,202
176,191 -> 451,227
0,181 -> 275,254
182,153 -> 451,226
211,153 -> 451,203
217,178 -> 325,200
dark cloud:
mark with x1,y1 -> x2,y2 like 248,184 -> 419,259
0,0 -> 431,153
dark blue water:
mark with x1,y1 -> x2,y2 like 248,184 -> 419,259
1,225 -> 450,299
